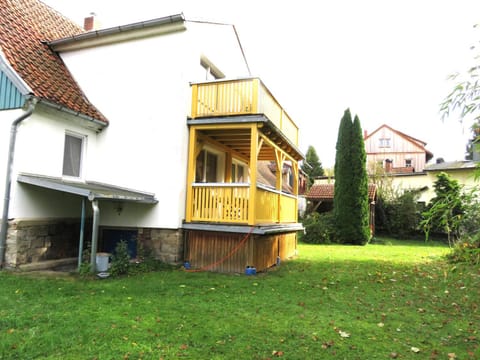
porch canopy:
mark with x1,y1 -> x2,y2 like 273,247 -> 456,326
17,173 -> 157,203
17,173 -> 157,271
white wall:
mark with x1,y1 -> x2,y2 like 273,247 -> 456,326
8,106 -> 98,218
56,21 -> 250,229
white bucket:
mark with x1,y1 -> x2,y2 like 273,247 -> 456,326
96,252 -> 110,272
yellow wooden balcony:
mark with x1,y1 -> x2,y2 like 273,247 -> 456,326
190,183 -> 298,225
190,78 -> 299,147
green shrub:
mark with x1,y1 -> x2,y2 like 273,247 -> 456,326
302,212 -> 338,244
446,232 -> 480,265
109,240 -> 131,276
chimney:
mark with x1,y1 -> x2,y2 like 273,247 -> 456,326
84,13 -> 100,31
364,130 -> 368,139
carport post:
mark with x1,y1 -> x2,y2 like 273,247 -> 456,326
77,197 -> 86,271
89,198 -> 99,272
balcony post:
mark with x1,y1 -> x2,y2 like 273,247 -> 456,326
248,124 -> 258,225
185,127 -> 197,222
190,84 -> 198,118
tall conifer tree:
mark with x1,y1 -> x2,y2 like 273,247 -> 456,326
333,109 -> 370,244
350,115 -> 370,244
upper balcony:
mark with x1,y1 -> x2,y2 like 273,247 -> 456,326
190,77 -> 299,147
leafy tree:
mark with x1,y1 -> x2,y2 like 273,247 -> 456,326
421,172 -> 464,246
301,145 -> 324,188
333,109 -> 370,245
440,24 -> 480,168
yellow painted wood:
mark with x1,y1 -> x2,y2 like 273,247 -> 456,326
190,84 -> 198,118
190,78 -> 299,146
248,124 -> 258,225
225,153 -> 232,182
190,185 -> 249,223
185,127 -> 198,222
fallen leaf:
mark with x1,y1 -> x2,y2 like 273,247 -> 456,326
377,322 -> 384,327
339,331 -> 350,338
410,346 -> 420,353
447,353 -> 457,359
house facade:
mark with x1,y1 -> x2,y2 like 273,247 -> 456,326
0,0 -> 303,272
364,124 -> 434,174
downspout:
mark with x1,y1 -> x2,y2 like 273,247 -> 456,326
89,198 -> 99,273
77,197 -> 86,271
0,99 -> 37,268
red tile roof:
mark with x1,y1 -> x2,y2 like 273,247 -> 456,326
306,183 -> 377,201
0,0 -> 107,123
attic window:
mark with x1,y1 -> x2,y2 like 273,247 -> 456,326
200,56 -> 225,80
379,138 -> 391,148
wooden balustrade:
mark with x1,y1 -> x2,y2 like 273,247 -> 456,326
191,78 -> 299,146
190,183 -> 297,225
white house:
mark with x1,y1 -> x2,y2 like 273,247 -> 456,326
0,0 -> 303,272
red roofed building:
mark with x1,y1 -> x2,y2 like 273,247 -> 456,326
306,183 -> 377,234
364,124 -> 433,174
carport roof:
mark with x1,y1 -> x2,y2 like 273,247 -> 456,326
17,173 -> 157,203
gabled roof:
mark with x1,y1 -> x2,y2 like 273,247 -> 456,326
0,0 -> 107,124
365,124 -> 434,161
306,183 -> 377,202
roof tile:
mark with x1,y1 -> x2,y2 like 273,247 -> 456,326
0,0 -> 107,123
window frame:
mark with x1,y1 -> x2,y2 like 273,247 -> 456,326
379,138 -> 391,148
62,132 -> 86,179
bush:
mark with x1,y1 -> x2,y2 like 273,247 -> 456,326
109,240 -> 131,276
302,212 -> 338,244
446,232 -> 480,265
375,191 -> 423,238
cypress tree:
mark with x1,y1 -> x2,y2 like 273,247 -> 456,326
333,109 -> 370,244
333,109 -> 354,243
350,115 -> 370,245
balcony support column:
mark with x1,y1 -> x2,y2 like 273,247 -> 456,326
185,127 -> 198,222
248,124 -> 258,225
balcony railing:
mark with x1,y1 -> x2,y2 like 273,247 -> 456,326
190,183 -> 297,225
190,78 -> 299,146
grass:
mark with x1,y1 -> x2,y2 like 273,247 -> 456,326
0,238 -> 478,359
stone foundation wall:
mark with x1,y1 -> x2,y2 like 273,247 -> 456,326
138,228 -> 184,264
5,218 -> 89,268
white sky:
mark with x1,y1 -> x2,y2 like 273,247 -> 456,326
43,0 -> 480,167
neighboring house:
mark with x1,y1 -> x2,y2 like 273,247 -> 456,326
387,160 -> 478,204
0,0 -> 303,273
305,182 -> 377,235
364,124 -> 434,174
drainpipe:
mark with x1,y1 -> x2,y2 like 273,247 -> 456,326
77,197 -> 86,270
89,198 -> 99,273
0,99 -> 37,268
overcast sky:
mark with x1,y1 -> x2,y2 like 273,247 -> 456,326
43,0 -> 480,167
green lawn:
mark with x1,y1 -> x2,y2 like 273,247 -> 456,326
0,239 -> 478,359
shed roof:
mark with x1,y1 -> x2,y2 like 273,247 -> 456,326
0,0 -> 107,124
306,183 -> 377,202
17,173 -> 157,203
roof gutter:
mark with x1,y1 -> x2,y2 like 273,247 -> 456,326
0,98 -> 37,267
37,98 -> 108,130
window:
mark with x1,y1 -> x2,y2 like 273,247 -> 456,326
379,138 -> 391,148
195,150 -> 218,182
231,163 -> 245,182
405,159 -> 412,167
62,133 -> 84,178
200,56 -> 225,80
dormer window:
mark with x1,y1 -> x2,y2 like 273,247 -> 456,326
379,138 -> 391,148
62,133 -> 85,178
